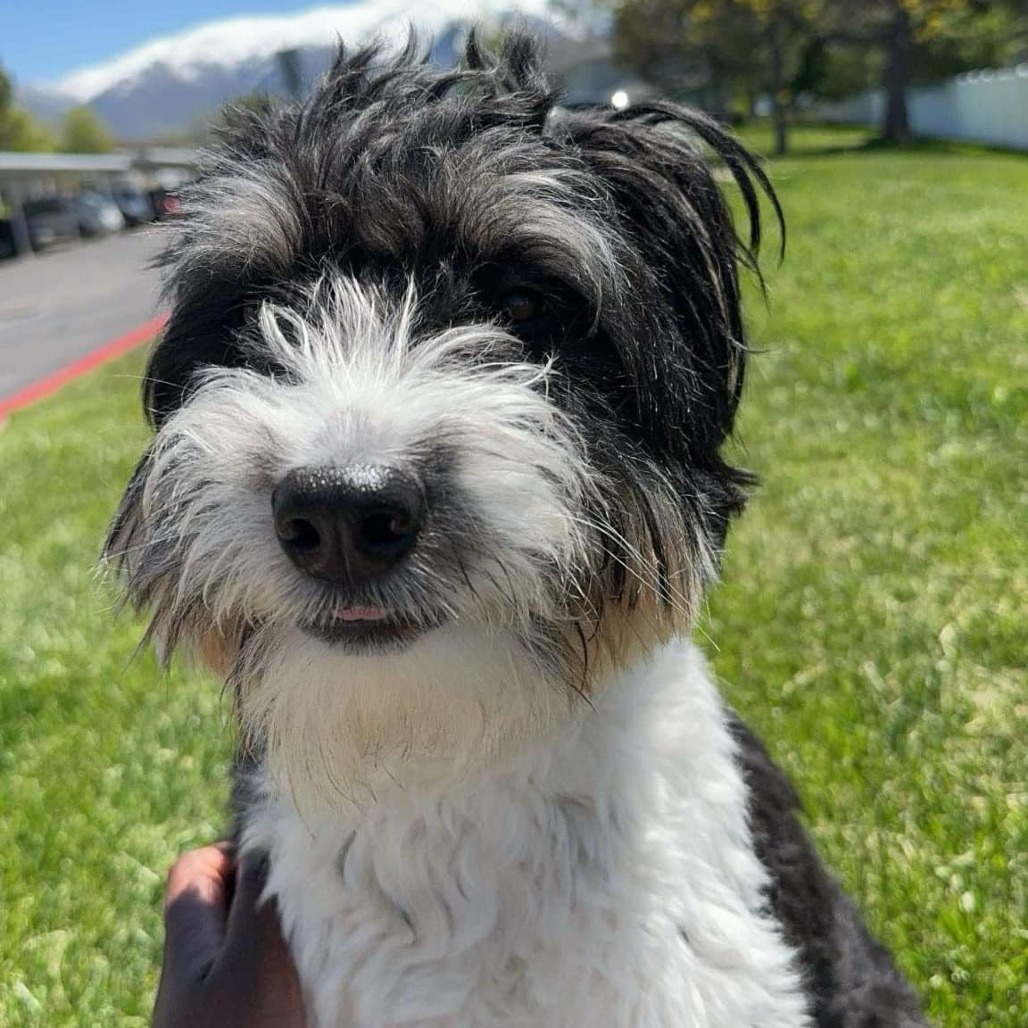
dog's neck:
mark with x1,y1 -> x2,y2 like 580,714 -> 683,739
240,638 -> 809,1027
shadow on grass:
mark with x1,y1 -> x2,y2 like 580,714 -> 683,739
855,133 -> 1027,159
746,122 -> 1028,162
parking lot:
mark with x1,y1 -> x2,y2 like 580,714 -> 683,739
0,229 -> 162,402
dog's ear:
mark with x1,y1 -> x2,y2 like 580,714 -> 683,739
554,103 -> 781,460
104,450 -> 149,578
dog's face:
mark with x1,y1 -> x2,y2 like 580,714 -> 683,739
107,36 -> 775,802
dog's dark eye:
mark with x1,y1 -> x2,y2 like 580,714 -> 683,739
499,289 -> 545,325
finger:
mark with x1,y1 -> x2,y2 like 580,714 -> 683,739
216,851 -> 293,979
223,851 -> 272,951
165,844 -> 234,910
161,845 -> 235,984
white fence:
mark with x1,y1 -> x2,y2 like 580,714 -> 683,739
815,65 -> 1028,151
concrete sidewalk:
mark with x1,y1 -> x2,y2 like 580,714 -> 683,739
0,230 -> 164,402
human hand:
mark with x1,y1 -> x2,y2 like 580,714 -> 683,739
153,844 -> 306,1028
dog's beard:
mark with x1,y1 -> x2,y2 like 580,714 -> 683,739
108,279 -> 711,809
235,621 -> 578,813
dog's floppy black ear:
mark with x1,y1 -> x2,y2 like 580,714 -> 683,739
554,103 -> 782,459
103,448 -> 150,594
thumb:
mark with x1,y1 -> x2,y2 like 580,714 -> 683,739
161,844 -> 235,985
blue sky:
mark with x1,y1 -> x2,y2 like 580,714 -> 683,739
4,0 -> 325,84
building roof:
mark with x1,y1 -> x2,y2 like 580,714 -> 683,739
0,152 -> 134,174
0,149 -> 200,177
133,147 -> 199,169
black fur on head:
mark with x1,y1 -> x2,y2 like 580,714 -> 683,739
111,31 -> 781,674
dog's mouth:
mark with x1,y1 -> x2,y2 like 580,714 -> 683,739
300,606 -> 435,652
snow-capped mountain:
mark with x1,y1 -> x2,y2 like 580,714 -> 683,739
19,1 -> 596,142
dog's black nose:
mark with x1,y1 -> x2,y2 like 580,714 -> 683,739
273,465 -> 424,586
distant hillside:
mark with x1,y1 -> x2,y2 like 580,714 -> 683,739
17,1 -> 615,142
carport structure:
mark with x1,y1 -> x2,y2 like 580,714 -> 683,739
0,148 -> 196,258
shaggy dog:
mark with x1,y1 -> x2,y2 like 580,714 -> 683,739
107,34 -> 929,1028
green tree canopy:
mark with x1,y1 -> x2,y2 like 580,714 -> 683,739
611,0 -> 821,154
1,108 -> 56,151
59,105 -> 116,154
607,0 -> 1025,146
817,0 -> 1022,141
0,64 -> 12,115
0,62 -> 56,152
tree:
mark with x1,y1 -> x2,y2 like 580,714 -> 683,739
612,0 -> 759,115
748,1 -> 823,157
0,63 -> 56,151
607,0 -> 1023,148
59,105 -> 115,153
0,64 -> 12,116
610,0 -> 822,154
0,107 -> 56,151
820,0 -> 1023,143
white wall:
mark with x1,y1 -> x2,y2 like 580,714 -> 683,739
816,65 -> 1028,151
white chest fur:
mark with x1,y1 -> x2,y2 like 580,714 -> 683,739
242,640 -> 811,1027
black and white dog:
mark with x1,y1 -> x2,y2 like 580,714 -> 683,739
107,35 -> 929,1028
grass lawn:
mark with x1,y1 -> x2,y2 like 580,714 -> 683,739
1,127 -> 1025,1025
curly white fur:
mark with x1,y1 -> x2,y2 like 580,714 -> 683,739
242,640 -> 809,1027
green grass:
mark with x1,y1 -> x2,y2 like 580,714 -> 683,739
737,120 -> 877,156
1,127 -> 1025,1025
0,362 -> 231,1026
711,127 -> 1027,1022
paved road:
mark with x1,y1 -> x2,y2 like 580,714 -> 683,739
0,231 -> 164,401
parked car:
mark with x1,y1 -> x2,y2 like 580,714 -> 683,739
21,197 -> 81,251
110,186 -> 154,226
149,187 -> 183,220
76,192 -> 125,237
0,219 -> 17,260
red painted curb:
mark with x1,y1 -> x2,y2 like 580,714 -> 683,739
0,312 -> 167,421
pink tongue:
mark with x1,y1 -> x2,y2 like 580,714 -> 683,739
334,606 -> 388,622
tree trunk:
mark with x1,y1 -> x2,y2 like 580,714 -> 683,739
705,54 -> 730,123
769,17 -> 788,157
882,4 -> 912,144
